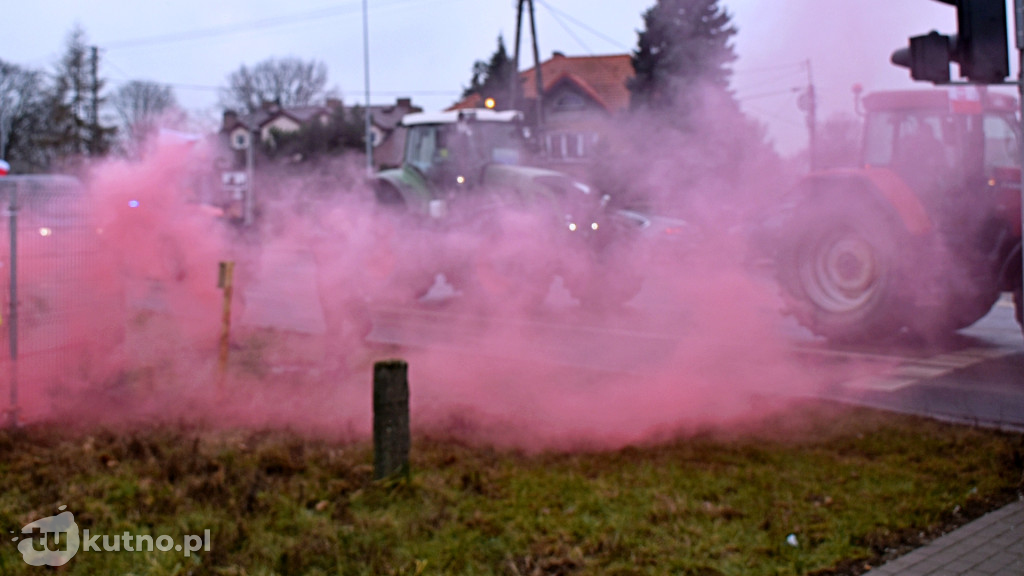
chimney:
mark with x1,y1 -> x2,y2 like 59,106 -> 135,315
396,97 -> 412,109
552,51 -> 566,59
222,110 -> 238,132
326,97 -> 343,110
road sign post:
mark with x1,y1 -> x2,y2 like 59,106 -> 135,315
1016,0 -> 1024,317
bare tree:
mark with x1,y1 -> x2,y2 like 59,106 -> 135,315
0,59 -> 55,171
110,80 -> 179,156
220,57 -> 331,115
0,61 -> 39,158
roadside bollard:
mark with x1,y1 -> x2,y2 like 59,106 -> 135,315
217,261 -> 235,387
373,360 -> 410,480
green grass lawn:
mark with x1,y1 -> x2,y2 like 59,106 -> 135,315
0,403 -> 1020,576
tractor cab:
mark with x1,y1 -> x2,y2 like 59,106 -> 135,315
401,109 -> 529,192
861,90 -> 1020,206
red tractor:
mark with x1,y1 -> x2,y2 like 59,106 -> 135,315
776,88 -> 1022,341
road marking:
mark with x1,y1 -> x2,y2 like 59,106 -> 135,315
843,376 -> 919,392
840,347 -> 1017,392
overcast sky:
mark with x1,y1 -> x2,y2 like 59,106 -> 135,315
1,0 -> 1010,154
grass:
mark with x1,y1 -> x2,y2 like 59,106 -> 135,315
0,403 -> 1021,575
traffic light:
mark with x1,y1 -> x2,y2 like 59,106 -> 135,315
891,0 -> 1009,85
892,32 -> 955,84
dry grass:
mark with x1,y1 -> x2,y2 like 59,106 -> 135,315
0,403 -> 1021,575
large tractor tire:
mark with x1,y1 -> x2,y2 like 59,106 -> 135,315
915,273 -> 1001,335
777,197 -> 908,342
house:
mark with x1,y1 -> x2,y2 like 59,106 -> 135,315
363,97 -> 422,169
449,52 -> 634,170
221,103 -> 335,151
218,97 -> 420,170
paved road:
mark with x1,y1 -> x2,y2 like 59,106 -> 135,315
364,277 -> 1024,429
231,250 -> 1024,428
803,295 -> 1024,430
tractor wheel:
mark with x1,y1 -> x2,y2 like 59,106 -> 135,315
776,198 -> 907,342
923,277 -> 1001,333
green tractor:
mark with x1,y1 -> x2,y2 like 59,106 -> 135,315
370,108 -> 642,308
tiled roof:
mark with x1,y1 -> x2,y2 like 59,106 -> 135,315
366,102 -> 421,130
522,53 -> 633,112
450,53 -> 634,112
221,99 -> 420,134
230,105 -> 329,131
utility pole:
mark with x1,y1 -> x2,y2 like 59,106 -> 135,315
362,0 -> 374,176
1015,0 -> 1024,315
804,59 -> 818,172
510,0 -> 524,112
0,108 -> 8,160
90,46 -> 99,156
244,130 -> 255,226
512,0 -> 545,131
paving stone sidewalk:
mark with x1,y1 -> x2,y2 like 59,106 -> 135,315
865,499 -> 1023,575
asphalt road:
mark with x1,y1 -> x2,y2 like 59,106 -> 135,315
363,277 -> 1024,430
228,246 -> 1024,429
804,295 -> 1024,431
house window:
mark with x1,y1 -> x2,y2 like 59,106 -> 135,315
368,127 -> 384,147
545,132 -> 598,160
553,92 -> 586,111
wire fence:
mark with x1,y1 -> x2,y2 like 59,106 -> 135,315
0,175 -> 123,424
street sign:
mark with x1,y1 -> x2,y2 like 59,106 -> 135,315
0,160 -> 9,176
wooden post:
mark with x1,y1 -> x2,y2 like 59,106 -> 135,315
373,360 -> 409,480
217,261 -> 235,385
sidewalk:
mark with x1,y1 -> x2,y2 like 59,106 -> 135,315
864,499 -> 1023,575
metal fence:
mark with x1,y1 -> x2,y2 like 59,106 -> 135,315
0,175 -> 122,425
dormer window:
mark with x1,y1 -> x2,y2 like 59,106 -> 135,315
554,92 -> 585,111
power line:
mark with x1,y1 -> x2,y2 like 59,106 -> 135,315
538,2 -> 592,54
533,0 -> 631,52
104,3 -> 359,50
742,102 -> 804,129
733,61 -> 807,76
737,86 -> 801,102
102,0 -> 428,51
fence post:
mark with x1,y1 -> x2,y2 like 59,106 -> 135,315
217,261 -> 235,386
6,184 -> 17,428
373,360 -> 409,480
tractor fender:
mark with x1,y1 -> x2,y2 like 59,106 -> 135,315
795,167 -> 934,236
371,167 -> 432,214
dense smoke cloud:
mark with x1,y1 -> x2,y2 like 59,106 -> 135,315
2,84 -> 895,451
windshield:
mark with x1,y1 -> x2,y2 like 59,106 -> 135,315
982,114 -> 1019,169
405,121 -> 525,186
864,111 -> 958,169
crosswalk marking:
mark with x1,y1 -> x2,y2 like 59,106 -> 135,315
840,347 -> 1016,392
